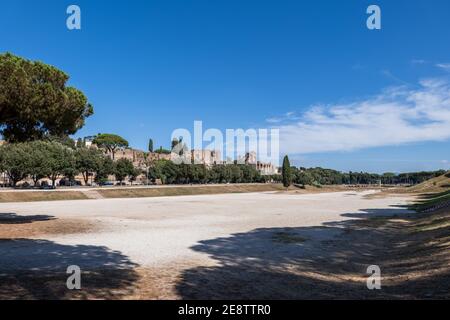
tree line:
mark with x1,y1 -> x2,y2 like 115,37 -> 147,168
0,141 -> 140,187
148,160 -> 265,185
0,140 -> 269,188
0,141 -> 445,188
290,167 -> 446,186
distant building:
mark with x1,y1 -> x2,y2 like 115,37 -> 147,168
256,162 -> 278,175
147,152 -> 171,162
191,149 -> 222,166
83,136 -> 96,148
243,152 -> 278,176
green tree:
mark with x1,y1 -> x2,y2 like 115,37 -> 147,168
295,170 -> 313,186
27,141 -> 50,186
241,164 -> 261,183
282,155 -> 292,188
0,53 -> 93,142
230,165 -> 243,183
148,139 -> 154,153
76,138 -> 83,148
155,146 -> 171,154
95,156 -> 114,185
149,159 -> 179,184
128,167 -> 141,185
43,142 -> 76,187
45,135 -> 76,149
93,133 -> 128,160
114,158 -> 135,184
0,143 -> 31,187
75,147 -> 104,185
382,172 -> 396,185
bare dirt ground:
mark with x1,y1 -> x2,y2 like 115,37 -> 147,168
0,190 -> 448,299
0,190 -> 88,203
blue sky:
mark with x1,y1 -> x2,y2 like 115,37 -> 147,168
1,0 -> 450,173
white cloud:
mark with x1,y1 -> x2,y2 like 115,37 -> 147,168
271,77 -> 450,154
436,63 -> 450,71
266,117 -> 282,124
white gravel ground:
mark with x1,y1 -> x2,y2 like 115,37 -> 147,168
0,191 -> 413,270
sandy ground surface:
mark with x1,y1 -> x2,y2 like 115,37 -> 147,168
0,190 -> 412,268
2,190 -> 435,299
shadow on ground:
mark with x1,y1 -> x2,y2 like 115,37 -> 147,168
0,239 -> 139,299
0,213 -> 55,224
176,207 -> 450,299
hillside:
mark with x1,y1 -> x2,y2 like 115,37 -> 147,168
406,172 -> 450,213
407,171 -> 450,193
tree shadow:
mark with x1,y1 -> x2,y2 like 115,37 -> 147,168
0,213 -> 55,224
339,207 -> 413,219
176,207 -> 450,299
0,239 -> 139,299
416,190 -> 450,200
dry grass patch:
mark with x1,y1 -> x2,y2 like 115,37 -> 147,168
0,218 -> 97,239
0,191 -> 88,203
97,184 -> 288,199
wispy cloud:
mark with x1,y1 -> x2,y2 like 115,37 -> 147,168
381,69 -> 413,86
410,59 -> 450,72
270,77 -> 450,154
411,59 -> 428,65
436,63 -> 450,71
266,111 -> 298,124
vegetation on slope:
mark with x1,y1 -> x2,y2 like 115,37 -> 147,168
407,171 -> 450,193
410,190 -> 450,212
403,172 -> 450,213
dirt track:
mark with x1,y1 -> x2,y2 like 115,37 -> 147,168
0,191 -> 412,267
4,190 -> 444,299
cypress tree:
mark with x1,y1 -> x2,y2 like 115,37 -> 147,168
148,139 -> 154,153
282,155 -> 292,188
